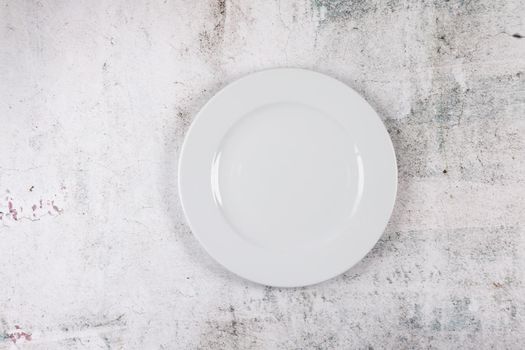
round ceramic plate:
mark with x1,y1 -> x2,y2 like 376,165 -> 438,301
178,68 -> 397,287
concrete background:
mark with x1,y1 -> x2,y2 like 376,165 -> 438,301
1,0 -> 524,348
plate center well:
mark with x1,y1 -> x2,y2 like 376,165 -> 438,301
212,102 -> 363,250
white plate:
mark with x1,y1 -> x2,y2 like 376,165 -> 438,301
178,68 -> 397,287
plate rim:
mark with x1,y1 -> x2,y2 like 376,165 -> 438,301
178,67 -> 398,287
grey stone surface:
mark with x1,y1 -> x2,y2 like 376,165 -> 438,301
0,0 -> 524,348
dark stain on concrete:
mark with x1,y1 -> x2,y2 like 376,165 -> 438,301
446,297 -> 481,332
312,0 -> 379,22
198,0 -> 227,58
197,306 -> 265,350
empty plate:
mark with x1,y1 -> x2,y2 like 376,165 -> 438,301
178,68 -> 397,287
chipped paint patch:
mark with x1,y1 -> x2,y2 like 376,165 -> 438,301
1,325 -> 32,344
0,188 -> 65,227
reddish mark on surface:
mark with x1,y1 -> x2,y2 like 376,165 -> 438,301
6,326 -> 32,343
2,195 -> 63,223
51,200 -> 62,213
7,201 -> 18,220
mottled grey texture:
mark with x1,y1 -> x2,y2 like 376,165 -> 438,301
0,0 -> 524,349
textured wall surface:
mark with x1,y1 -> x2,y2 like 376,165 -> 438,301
1,0 -> 524,349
